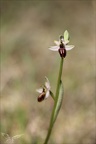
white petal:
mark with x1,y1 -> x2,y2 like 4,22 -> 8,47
54,40 -> 60,45
45,90 -> 50,99
45,77 -> 50,90
49,46 -> 59,51
36,88 -> 43,93
65,45 -> 74,51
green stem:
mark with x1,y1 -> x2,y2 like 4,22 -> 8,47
44,58 -> 64,144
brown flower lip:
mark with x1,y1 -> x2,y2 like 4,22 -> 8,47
58,48 -> 66,58
38,92 -> 46,102
58,42 -> 67,58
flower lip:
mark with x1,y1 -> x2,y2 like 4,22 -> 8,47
38,92 -> 46,102
58,48 -> 66,58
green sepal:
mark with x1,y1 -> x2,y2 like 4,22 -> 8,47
53,80 -> 64,123
64,30 -> 70,41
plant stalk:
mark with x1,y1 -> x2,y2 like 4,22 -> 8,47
44,58 -> 64,144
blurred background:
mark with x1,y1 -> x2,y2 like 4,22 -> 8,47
0,0 -> 96,144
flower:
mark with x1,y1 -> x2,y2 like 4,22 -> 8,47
36,77 -> 51,102
49,30 -> 74,58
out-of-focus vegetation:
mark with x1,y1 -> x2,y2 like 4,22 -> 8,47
0,1 -> 96,144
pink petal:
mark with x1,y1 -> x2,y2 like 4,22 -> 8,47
49,46 -> 59,51
45,76 -> 50,90
65,45 -> 74,51
45,90 -> 50,99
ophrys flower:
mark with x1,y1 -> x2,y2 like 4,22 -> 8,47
49,30 -> 74,58
36,77 -> 51,102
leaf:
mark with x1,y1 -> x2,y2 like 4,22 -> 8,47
53,80 -> 64,123
64,30 -> 69,41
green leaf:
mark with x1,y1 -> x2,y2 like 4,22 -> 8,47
64,30 -> 69,41
53,80 -> 64,123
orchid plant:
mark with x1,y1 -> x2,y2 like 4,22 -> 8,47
36,30 -> 74,144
